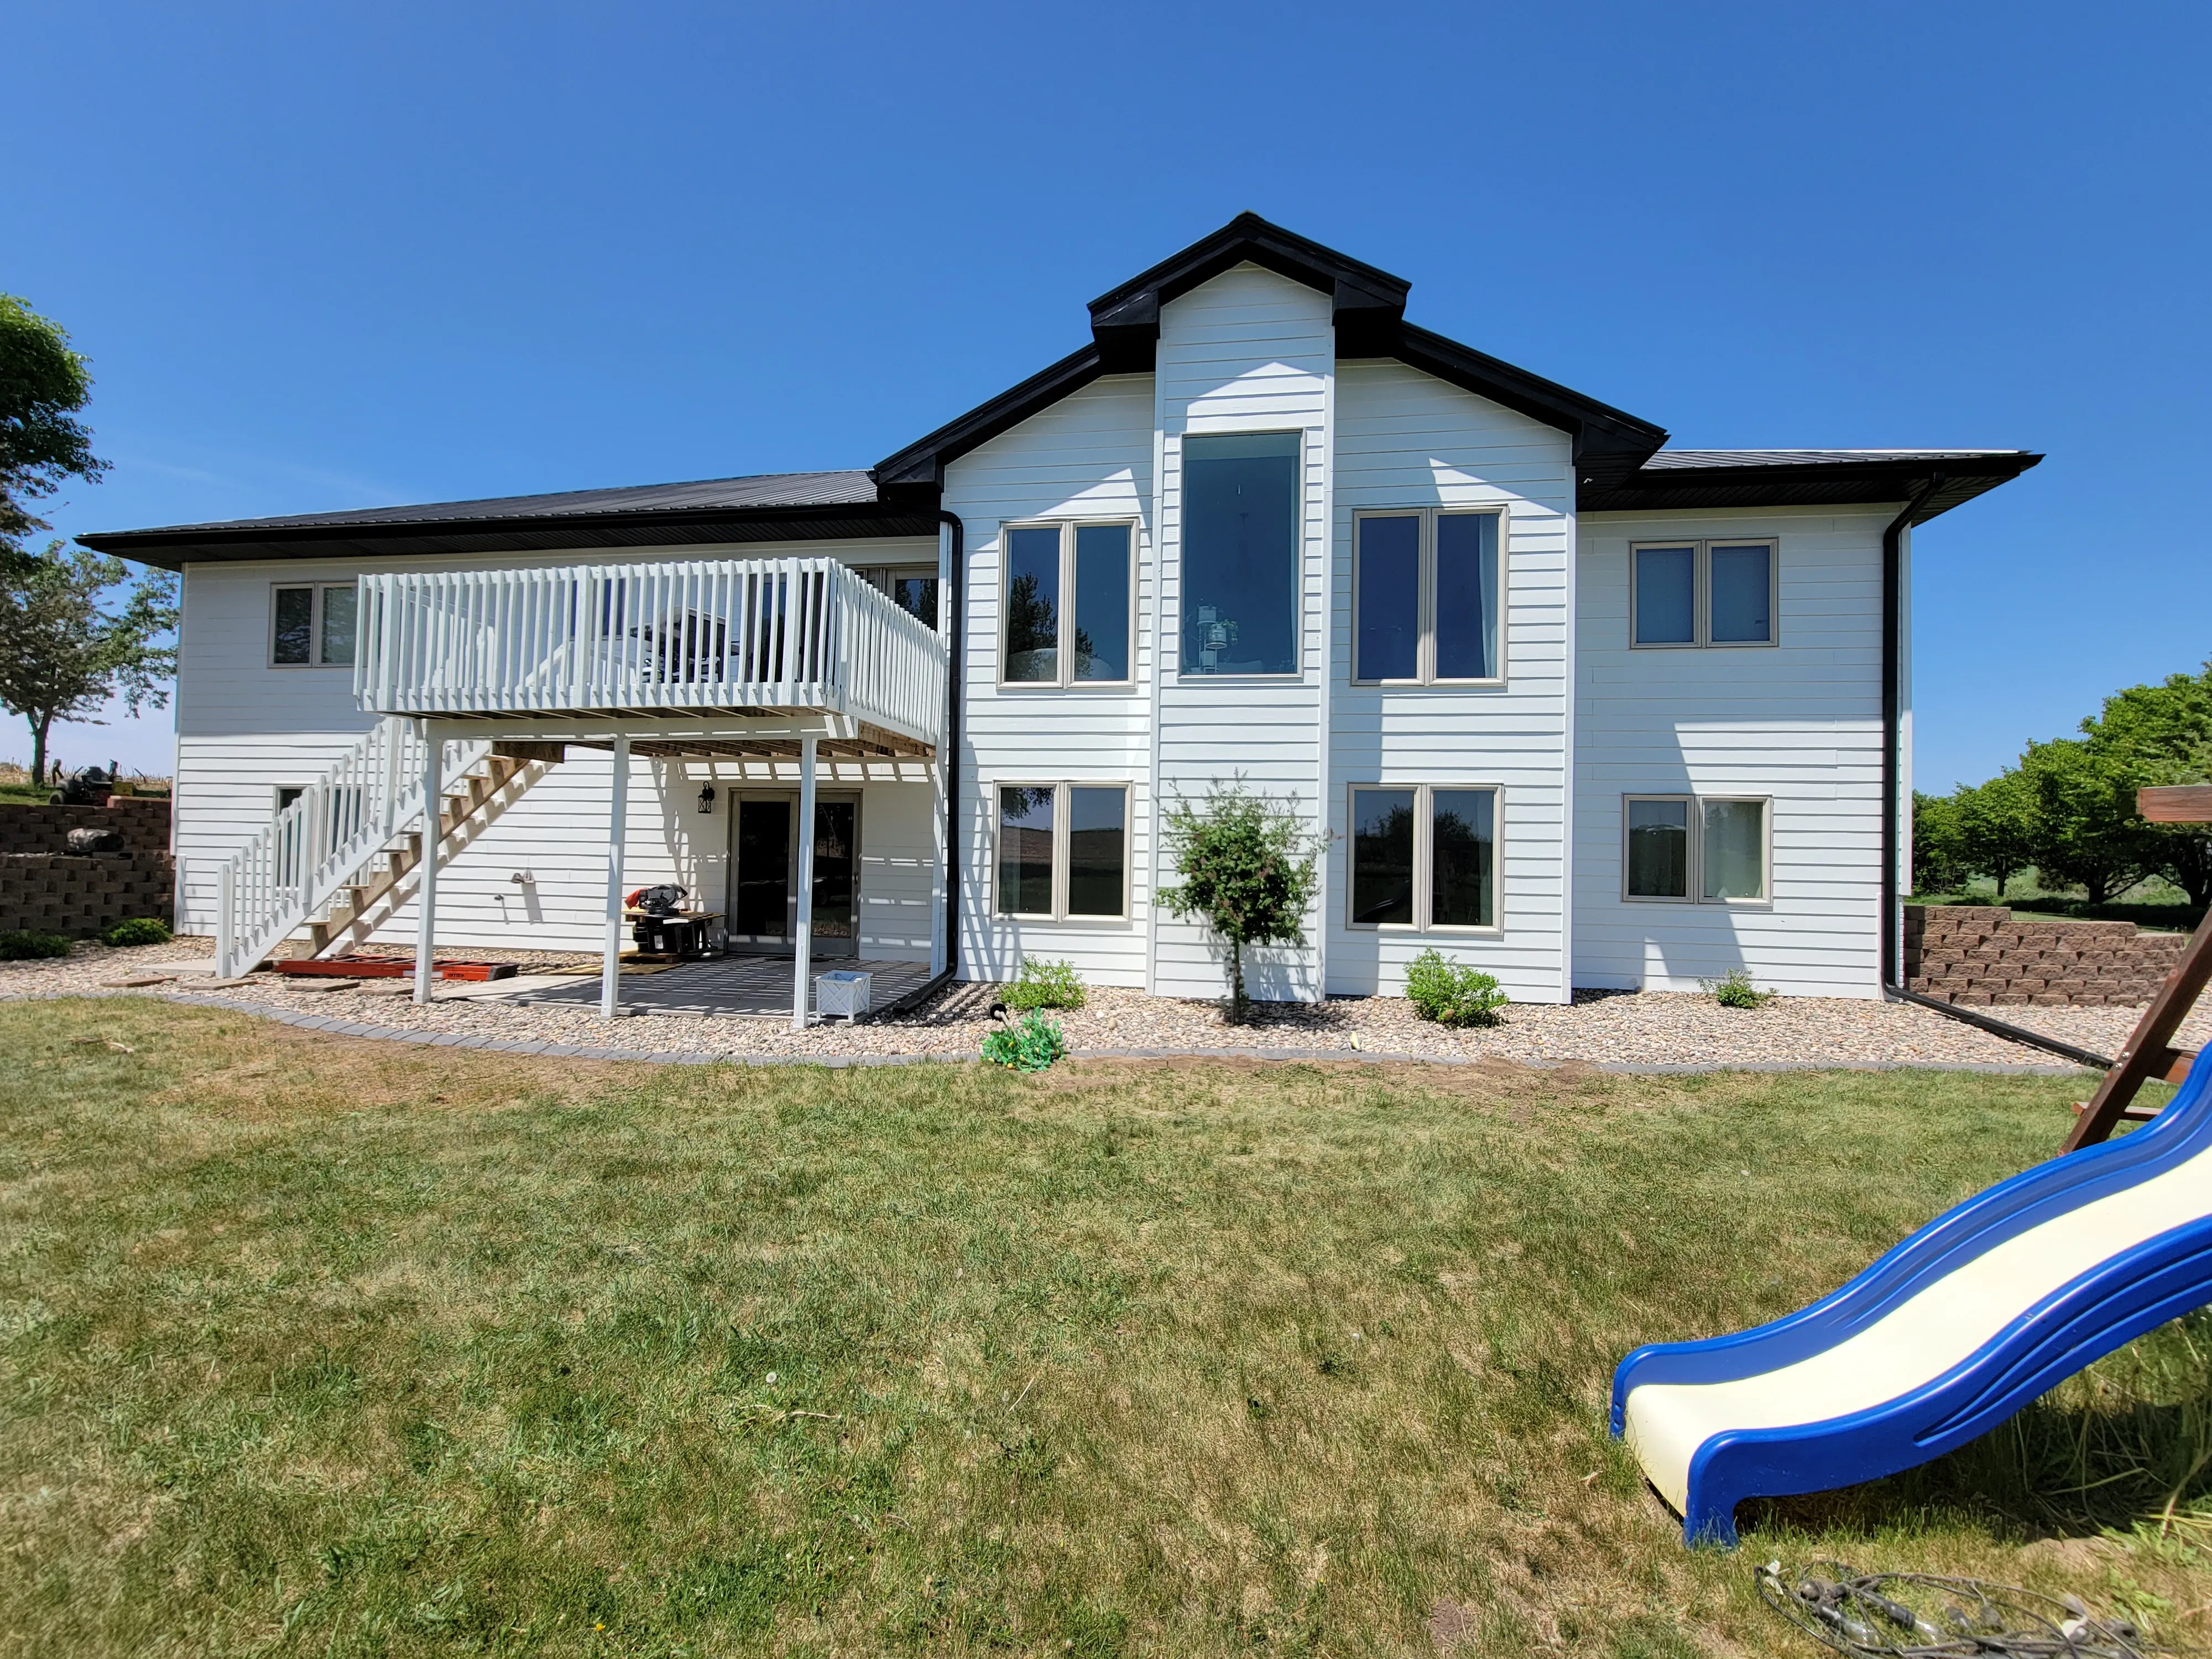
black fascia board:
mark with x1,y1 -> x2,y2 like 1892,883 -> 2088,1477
78,499 -> 937,570
1578,452 -> 2043,520
872,341 -> 1107,498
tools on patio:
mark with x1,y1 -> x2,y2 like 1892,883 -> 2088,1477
1754,1560 -> 2159,1658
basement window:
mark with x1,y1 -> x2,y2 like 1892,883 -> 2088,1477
1347,785 -> 1501,931
272,583 -> 358,666
1623,795 -> 1770,902
994,783 -> 1130,920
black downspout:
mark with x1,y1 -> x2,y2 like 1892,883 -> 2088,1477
939,509 -> 964,982
1881,474 -> 1942,991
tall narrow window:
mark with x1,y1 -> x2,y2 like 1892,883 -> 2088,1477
997,786 -> 1056,915
1003,528 -> 1062,682
1355,515 -> 1420,681
1631,540 -> 1778,648
1350,789 -> 1415,925
1072,525 -> 1130,682
1352,509 -> 1504,684
993,782 -> 1131,920
272,582 -> 357,666
1181,432 -> 1300,676
1430,789 -> 1495,927
1632,547 -> 1696,646
1621,795 -> 1770,904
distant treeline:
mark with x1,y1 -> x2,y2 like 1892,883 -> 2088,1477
1916,662 -> 2212,906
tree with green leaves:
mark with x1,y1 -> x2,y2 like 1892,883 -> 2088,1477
2085,662 -> 2212,905
1,296 -> 106,575
2018,735 -> 2154,904
1911,788 -> 1963,895
1157,780 -> 1322,1021
1952,769 -> 2040,903
0,544 -> 178,787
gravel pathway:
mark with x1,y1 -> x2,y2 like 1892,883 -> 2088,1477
6,937 -> 2193,1072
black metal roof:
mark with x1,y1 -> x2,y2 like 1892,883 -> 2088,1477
78,470 -> 935,568
1582,448 -> 2043,521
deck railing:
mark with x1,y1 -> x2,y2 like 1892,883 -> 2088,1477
354,558 -> 947,745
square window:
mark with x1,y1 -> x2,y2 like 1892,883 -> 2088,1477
1182,432 -> 1300,675
273,586 -> 315,664
1702,799 -> 1767,900
1430,789 -> 1495,927
1625,799 -> 1690,898
1708,544 -> 1772,644
1072,525 -> 1130,682
1432,514 -> 1500,680
1354,515 -> 1420,681
997,786 -> 1056,914
1003,528 -> 1062,682
1350,788 -> 1415,925
1632,547 -> 1696,645
1066,786 -> 1127,916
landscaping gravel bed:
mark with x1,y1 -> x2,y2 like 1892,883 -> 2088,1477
6,936 -> 2189,1070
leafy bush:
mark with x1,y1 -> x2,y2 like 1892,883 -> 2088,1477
101,916 -> 171,947
1703,968 -> 1773,1009
1403,948 -> 1508,1027
981,1011 -> 1066,1073
0,930 -> 73,960
1000,957 -> 1085,1011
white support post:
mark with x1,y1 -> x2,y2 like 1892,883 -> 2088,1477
601,734 -> 631,1020
216,862 -> 235,979
929,522 -> 950,978
412,730 -> 442,1005
791,734 -> 817,1031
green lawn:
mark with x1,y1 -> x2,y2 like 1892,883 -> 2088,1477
3,1000 -> 2210,1656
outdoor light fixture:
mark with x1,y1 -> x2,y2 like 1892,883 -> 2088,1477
697,783 -> 717,816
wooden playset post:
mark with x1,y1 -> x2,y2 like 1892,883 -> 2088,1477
2063,786 -> 2212,1150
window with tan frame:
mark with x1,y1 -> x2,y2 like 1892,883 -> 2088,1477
1347,784 -> 1502,931
999,521 -> 1135,687
1622,794 -> 1771,902
1352,509 -> 1505,684
993,782 -> 1131,920
1629,539 -> 1778,648
270,582 -> 358,667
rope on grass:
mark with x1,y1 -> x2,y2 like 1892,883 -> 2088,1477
1754,1559 -> 2163,1658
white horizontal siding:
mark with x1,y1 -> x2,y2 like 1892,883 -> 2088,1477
1572,506 -> 1896,997
1151,265 -> 1334,1002
1326,359 -> 1575,1002
944,374 -> 1155,987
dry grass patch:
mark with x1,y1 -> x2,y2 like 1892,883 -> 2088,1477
2,998 -> 2209,1656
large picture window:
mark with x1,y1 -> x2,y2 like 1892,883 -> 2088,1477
999,521 -> 1133,686
1348,784 -> 1500,931
1353,509 -> 1504,684
1181,432 -> 1301,676
1630,540 -> 1778,648
1622,794 -> 1770,902
994,783 -> 1130,920
272,583 -> 357,667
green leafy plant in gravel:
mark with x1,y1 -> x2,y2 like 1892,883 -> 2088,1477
1703,967 -> 1775,1009
0,927 -> 71,958
1403,947 -> 1508,1027
981,1009 -> 1066,1071
4,998 -> 2210,1657
1000,957 -> 1085,1011
98,916 -> 170,947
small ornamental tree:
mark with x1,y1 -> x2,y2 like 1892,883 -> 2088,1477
0,542 -> 178,786
1157,781 -> 1322,1021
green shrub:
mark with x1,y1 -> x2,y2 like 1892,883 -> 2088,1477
981,1011 -> 1066,1072
1403,948 -> 1508,1027
1703,968 -> 1774,1009
0,930 -> 74,960
101,917 -> 172,948
1000,957 -> 1086,1011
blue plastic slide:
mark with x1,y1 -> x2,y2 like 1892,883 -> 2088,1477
1612,1047 -> 2212,1546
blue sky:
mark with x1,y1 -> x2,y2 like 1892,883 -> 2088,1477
8,1 -> 2206,786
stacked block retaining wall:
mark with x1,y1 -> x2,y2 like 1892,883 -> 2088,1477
1904,904 -> 2186,1007
0,799 -> 175,937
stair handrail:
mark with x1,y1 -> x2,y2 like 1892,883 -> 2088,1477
212,717 -> 490,976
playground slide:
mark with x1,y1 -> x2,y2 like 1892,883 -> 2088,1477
1612,1046 -> 2212,1546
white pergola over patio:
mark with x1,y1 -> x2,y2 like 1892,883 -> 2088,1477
353,552 -> 951,1026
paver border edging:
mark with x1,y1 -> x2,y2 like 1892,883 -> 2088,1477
2,987 -> 2089,1077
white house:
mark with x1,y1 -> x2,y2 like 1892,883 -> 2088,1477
84,215 -> 2038,1016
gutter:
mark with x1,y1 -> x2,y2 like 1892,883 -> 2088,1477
1876,474 -> 2107,1071
940,510 -> 964,982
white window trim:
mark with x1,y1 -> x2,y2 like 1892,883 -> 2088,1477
269,581 -> 358,669
1345,782 -> 1505,935
995,519 -> 1139,690
1628,539 -> 1780,650
1620,792 -> 1774,905
1349,507 -> 1508,686
1176,430 -> 1305,682
990,780 -> 1134,922
862,564 -> 940,627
